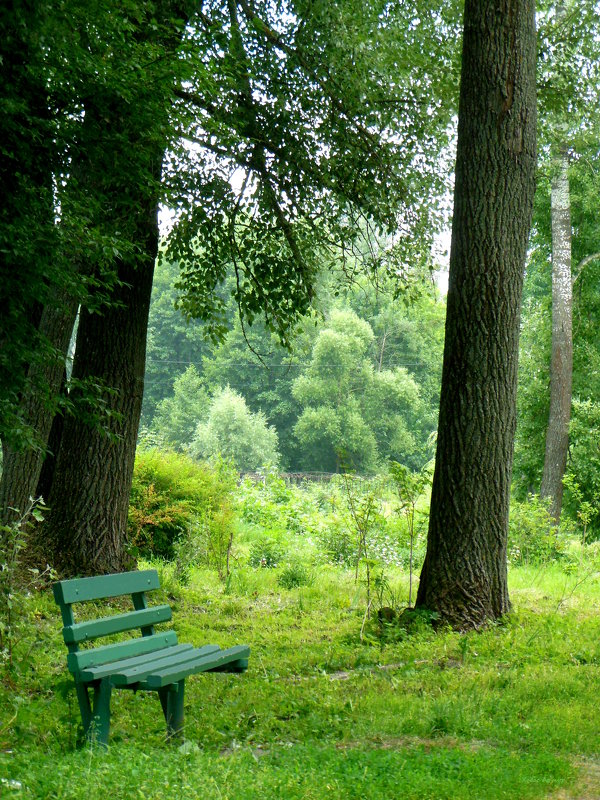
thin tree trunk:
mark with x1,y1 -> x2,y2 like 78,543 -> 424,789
0,294 -> 78,524
416,0 -> 537,629
540,156 -> 573,522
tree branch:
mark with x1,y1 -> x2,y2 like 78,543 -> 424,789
573,252 -> 600,285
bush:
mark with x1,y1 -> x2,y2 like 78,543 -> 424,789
128,449 -> 236,573
277,562 -> 312,589
317,519 -> 358,567
239,478 -> 283,528
248,536 -> 286,568
508,496 -> 570,565
240,474 -> 320,537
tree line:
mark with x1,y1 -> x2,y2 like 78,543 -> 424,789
142,258 -> 446,474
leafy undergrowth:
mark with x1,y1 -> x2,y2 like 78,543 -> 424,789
1,563 -> 599,799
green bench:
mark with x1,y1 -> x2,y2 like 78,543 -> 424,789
53,569 -> 249,745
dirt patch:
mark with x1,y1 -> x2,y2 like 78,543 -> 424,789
548,759 -> 600,800
335,735 -> 485,753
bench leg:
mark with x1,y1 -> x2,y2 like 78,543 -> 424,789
90,678 -> 112,747
74,680 -> 93,737
159,680 -> 185,740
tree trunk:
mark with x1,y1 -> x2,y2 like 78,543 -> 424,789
39,5 -> 185,575
44,234 -> 158,574
416,0 -> 537,629
0,1 -> 55,449
0,90 -> 125,527
0,294 -> 78,524
540,156 -> 572,522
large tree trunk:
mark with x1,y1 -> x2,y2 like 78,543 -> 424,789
0,89 -> 128,526
0,1 -> 56,450
43,235 -> 158,574
416,0 -> 537,629
540,156 -> 573,521
39,4 -> 185,575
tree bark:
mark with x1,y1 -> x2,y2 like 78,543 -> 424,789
416,0 -> 537,629
40,5 -> 185,575
0,1 -> 56,448
540,156 -> 573,522
0,294 -> 78,524
44,235 -> 158,574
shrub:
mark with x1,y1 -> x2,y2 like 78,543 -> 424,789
0,498 -> 54,671
240,474 -> 320,537
508,496 -> 570,565
128,449 -> 236,574
239,478 -> 283,528
248,536 -> 286,568
317,518 -> 358,567
277,562 -> 312,589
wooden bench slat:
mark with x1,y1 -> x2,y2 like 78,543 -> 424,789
143,645 -> 251,688
53,570 -> 160,605
71,633 -> 182,676
79,643 -> 196,681
110,644 -> 222,686
62,605 -> 172,644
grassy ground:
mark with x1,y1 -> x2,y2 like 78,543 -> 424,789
1,561 -> 599,799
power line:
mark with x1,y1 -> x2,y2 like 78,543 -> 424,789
145,358 -> 430,368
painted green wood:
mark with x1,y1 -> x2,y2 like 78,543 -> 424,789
91,678 -> 112,747
131,590 -> 155,637
208,658 -> 249,673
143,645 -> 250,688
54,569 -> 249,745
80,643 -> 195,682
165,680 -> 185,738
62,605 -> 172,644
110,645 -> 221,686
74,681 -> 93,733
72,634 -> 183,677
53,569 -> 160,605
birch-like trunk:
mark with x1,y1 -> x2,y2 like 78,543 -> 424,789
540,156 -> 572,522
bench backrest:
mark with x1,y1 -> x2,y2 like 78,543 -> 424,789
53,569 -> 178,677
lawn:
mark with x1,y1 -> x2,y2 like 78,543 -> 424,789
1,561 -> 599,799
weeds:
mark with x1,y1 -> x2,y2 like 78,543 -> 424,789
389,462 -> 431,607
0,497 -> 53,671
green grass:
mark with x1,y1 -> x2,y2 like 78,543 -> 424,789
1,562 -> 599,798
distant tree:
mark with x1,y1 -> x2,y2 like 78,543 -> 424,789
537,0 -> 600,521
143,264 -> 445,473
292,309 -> 424,472
150,366 -> 209,451
142,257 -> 217,426
189,388 -> 280,472
515,0 -> 600,520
